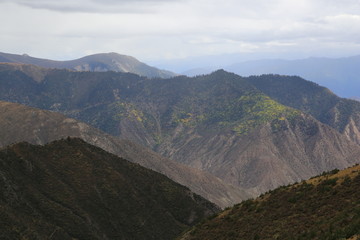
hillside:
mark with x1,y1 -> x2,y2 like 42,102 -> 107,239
0,101 -> 248,208
1,65 -> 360,195
246,74 -> 360,144
180,165 -> 360,240
0,138 -> 219,240
0,52 -> 176,78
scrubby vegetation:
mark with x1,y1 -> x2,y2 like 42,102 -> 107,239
0,138 -> 219,240
180,165 -> 360,240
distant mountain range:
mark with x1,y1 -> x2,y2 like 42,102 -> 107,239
0,101 -> 248,208
226,56 -> 360,98
0,137 -> 219,239
180,164 -> 360,240
2,51 -> 358,98
0,52 -> 176,78
180,55 -> 360,98
1,63 -> 359,196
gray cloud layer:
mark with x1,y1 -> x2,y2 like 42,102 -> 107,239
1,0 -> 360,61
1,0 -> 183,13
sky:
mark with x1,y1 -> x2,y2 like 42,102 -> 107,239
1,0 -> 360,63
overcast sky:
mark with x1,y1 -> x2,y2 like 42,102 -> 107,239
1,0 -> 360,62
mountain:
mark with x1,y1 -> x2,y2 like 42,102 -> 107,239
1,65 -> 359,196
245,74 -> 360,145
181,67 -> 216,77
0,138 -> 219,240
180,165 -> 360,240
0,52 -> 176,78
0,101 -> 248,208
225,55 -> 360,98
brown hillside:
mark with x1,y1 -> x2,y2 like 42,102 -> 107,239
180,165 -> 360,240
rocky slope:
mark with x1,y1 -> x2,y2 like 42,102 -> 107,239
0,101 -> 248,208
0,138 -> 219,240
246,74 -> 360,145
1,65 -> 360,195
180,165 -> 360,240
0,52 -> 176,78
156,113 -> 360,194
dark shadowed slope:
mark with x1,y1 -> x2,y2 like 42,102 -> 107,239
0,52 -> 176,78
0,101 -> 249,208
0,138 -> 219,240
180,165 -> 360,240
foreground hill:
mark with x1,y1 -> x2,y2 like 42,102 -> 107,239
246,74 -> 360,145
0,101 -> 248,208
180,165 -> 360,240
0,138 -> 219,240
1,65 -> 360,194
0,52 -> 176,78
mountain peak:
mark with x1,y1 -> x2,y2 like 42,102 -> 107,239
211,69 -> 230,75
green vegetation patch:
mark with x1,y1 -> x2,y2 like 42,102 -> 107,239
111,101 -> 145,122
232,93 -> 300,135
169,91 -> 300,136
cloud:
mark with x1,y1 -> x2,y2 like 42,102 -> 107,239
1,0 -> 360,61
0,0 -> 184,13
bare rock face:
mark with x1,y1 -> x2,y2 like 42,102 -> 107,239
344,118 -> 360,145
155,113 -> 360,195
0,101 -> 249,208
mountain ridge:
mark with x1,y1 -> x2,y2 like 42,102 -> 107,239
0,51 -> 176,78
0,100 -> 249,208
225,55 -> 360,98
245,74 -> 360,145
0,137 -> 219,240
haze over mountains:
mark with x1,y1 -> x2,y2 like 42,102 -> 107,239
174,55 -> 360,99
0,52 -> 176,79
1,61 -> 359,196
1,51 -> 358,99
226,56 -> 360,98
